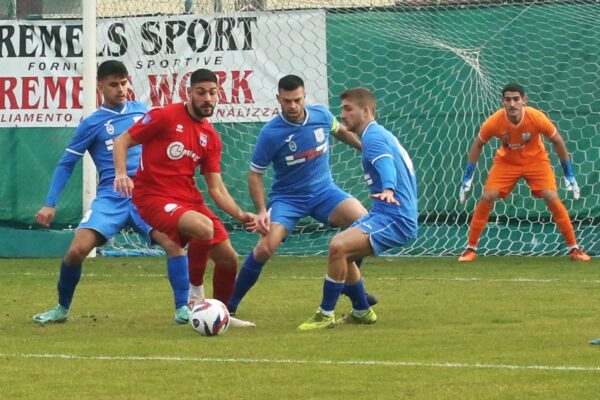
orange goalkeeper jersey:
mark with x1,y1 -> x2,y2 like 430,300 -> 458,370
479,106 -> 557,165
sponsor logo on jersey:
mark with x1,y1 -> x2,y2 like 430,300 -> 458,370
176,124 -> 184,133
163,203 -> 181,215
105,120 -> 114,135
200,133 -> 207,147
166,141 -> 200,162
314,128 -> 325,142
285,142 -> 327,166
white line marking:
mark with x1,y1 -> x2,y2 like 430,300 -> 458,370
2,353 -> 599,372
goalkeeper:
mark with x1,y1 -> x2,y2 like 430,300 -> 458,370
458,83 -> 590,262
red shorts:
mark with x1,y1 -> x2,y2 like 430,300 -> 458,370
133,195 -> 229,248
484,156 -> 557,198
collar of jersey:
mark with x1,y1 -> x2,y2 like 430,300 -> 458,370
100,102 -> 128,115
281,107 -> 310,126
360,120 -> 378,136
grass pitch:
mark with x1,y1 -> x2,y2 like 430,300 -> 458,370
1,256 -> 599,399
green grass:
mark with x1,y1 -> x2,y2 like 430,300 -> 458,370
1,256 -> 600,399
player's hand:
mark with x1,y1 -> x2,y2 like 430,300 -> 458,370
35,206 -> 56,227
459,162 -> 476,204
257,210 -> 271,235
561,160 -> 581,200
370,189 -> 400,205
241,212 -> 259,233
114,173 -> 134,197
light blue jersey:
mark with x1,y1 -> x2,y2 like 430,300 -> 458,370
353,121 -> 418,254
44,101 -> 147,206
250,104 -> 339,195
43,100 -> 151,242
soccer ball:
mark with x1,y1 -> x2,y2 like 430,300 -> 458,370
190,299 -> 230,336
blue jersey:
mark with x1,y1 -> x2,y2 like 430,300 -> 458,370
44,101 -> 147,206
361,121 -> 418,227
250,104 -> 339,195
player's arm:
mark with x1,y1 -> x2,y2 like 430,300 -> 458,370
113,131 -> 139,197
364,133 -> 399,205
204,172 -> 259,232
247,170 -> 270,234
548,130 -> 580,199
331,119 -> 362,150
459,136 -> 486,203
35,122 -> 94,227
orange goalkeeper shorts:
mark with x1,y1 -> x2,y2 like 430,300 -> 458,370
484,157 -> 557,198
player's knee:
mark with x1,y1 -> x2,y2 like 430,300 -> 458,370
481,191 -> 499,204
192,219 -> 214,241
215,252 -> 239,267
541,190 -> 559,203
254,242 -> 275,260
329,236 -> 349,260
64,245 -> 89,265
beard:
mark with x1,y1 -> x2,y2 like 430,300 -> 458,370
191,99 -> 214,118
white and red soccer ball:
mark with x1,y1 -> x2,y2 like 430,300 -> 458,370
190,299 -> 230,336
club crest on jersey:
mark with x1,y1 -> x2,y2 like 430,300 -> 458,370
176,124 -> 184,133
522,132 -> 531,142
104,120 -> 114,135
200,134 -> 208,147
288,141 -> 297,152
502,133 -> 510,143
314,128 -> 325,143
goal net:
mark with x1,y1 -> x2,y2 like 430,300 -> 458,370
6,0 -> 597,257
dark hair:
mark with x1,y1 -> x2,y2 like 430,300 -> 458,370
502,83 -> 525,97
97,60 -> 128,80
190,68 -> 218,85
278,75 -> 304,92
340,87 -> 377,118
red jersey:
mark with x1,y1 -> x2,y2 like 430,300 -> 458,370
478,106 -> 556,165
129,102 -> 222,204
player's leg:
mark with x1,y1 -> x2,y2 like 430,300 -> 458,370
298,227 -> 374,331
33,228 -> 104,324
459,160 -> 517,262
187,239 -> 210,306
228,223 -> 288,314
315,188 -> 378,305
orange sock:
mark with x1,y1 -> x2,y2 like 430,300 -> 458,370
467,200 -> 494,248
546,198 -> 577,248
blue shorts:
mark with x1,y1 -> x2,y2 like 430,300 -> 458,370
268,184 -> 353,235
78,191 -> 152,245
352,212 -> 417,256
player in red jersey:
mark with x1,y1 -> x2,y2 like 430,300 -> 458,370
113,69 -> 260,327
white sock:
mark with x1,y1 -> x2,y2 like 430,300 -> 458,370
188,284 -> 205,303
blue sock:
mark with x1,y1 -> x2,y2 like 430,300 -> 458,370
320,277 -> 344,313
344,279 -> 370,311
228,251 -> 266,313
341,259 -> 363,297
57,261 -> 81,309
167,255 -> 189,309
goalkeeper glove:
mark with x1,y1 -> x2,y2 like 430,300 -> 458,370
459,162 -> 476,204
561,160 -> 580,200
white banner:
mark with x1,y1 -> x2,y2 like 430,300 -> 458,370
0,10 -> 327,127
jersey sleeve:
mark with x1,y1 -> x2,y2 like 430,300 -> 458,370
43,120 -> 94,207
531,108 -> 557,138
128,107 -> 170,144
200,131 -> 222,174
364,132 -> 396,190
250,127 -> 275,174
478,115 -> 497,143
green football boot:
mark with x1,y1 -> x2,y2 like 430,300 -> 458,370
297,309 -> 336,331
174,305 -> 191,325
337,308 -> 378,325
32,305 -> 69,325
